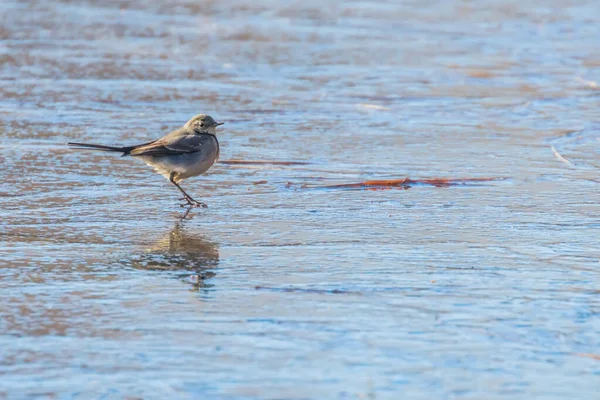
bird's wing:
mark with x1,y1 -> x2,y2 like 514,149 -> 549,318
129,134 -> 206,157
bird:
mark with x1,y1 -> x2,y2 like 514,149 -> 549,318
68,114 -> 223,208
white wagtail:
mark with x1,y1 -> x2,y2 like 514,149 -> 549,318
69,114 -> 223,208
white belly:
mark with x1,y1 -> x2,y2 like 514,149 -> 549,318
137,137 -> 219,182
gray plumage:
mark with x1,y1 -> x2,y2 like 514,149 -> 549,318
68,114 -> 223,208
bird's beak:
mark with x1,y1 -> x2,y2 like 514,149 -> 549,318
213,122 -> 224,127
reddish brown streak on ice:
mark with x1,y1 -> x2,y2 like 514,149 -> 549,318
220,160 -> 311,166
322,177 -> 504,190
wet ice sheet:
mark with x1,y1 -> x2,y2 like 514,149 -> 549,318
1,0 -> 600,399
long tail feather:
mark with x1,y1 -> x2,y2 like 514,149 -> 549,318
68,142 -> 138,156
68,142 -> 126,151
68,140 -> 157,155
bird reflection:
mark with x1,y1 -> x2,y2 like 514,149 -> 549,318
131,214 -> 219,290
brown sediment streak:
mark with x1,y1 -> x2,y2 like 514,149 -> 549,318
574,353 -> 600,361
322,177 -> 505,189
220,160 -> 311,166
254,286 -> 359,295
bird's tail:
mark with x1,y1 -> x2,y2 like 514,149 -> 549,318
68,142 -> 134,155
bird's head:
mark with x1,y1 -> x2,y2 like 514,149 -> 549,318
185,114 -> 224,134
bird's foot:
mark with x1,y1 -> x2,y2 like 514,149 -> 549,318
180,198 -> 208,208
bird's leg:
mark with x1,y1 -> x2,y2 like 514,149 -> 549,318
169,173 -> 208,208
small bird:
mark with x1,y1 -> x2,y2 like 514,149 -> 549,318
69,114 -> 223,208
